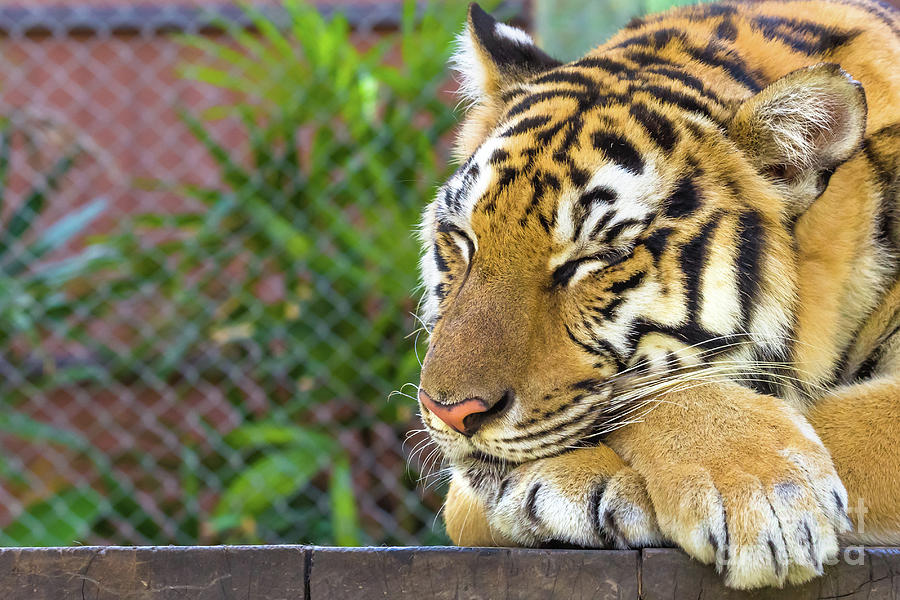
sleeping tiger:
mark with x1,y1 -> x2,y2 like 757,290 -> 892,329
415,0 -> 899,590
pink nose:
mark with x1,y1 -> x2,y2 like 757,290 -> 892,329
418,388 -> 491,436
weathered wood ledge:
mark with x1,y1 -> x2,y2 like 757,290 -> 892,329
1,545 -> 898,599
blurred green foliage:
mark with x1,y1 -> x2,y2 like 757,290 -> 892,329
0,117 -> 113,367
0,115 -> 122,546
91,0 -> 470,545
535,0 -> 712,60
0,0 -> 699,547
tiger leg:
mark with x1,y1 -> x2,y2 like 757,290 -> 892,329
805,376 -> 900,545
447,445 -> 664,548
606,381 -> 851,590
444,473 -> 510,546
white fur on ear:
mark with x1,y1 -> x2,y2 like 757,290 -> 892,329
494,22 -> 535,47
449,4 -> 560,109
729,63 -> 867,214
450,25 -> 489,108
750,80 -> 859,172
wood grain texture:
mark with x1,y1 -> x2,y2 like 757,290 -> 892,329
310,546 -> 639,600
641,547 -> 900,599
0,545 -> 898,599
0,545 -> 308,600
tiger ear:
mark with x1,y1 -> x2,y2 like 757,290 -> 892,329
452,3 -> 561,107
729,63 -> 867,217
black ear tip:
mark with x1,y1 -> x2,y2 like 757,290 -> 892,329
468,2 -> 496,30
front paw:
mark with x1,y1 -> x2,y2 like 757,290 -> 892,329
650,447 -> 851,589
486,446 -> 665,549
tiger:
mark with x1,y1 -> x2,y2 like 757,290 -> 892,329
414,0 -> 899,590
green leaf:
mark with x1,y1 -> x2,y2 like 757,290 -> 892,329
0,486 -> 105,546
0,412 -> 92,452
330,454 -> 360,545
213,446 -> 324,519
28,245 -> 118,287
0,151 -> 77,257
225,423 -> 335,450
5,198 -> 107,276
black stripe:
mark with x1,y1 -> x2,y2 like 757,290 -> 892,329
489,149 -> 510,165
498,405 -> 594,443
664,176 -> 701,219
746,344 -> 792,397
433,244 -> 450,272
497,167 -> 519,190
751,16 -> 860,55
624,16 -> 645,30
633,83 -> 717,121
588,482 -> 610,545
568,163 -> 591,188
609,271 -> 645,295
572,378 -> 603,391
532,69 -> 600,88
536,121 -> 566,145
735,211 -> 765,327
684,41 -> 761,91
501,115 -> 552,137
591,131 -> 644,175
603,218 -> 648,244
629,103 -> 678,154
715,18 -> 738,41
593,296 -> 624,321
588,212 -> 616,240
525,172 -> 547,216
539,213 -> 553,234
627,319 -> 734,354
625,49 -> 680,69
497,475 -> 516,503
641,226 -> 674,262
644,65 -> 720,102
556,116 -> 584,157
664,351 -> 680,373
615,27 -> 688,49
504,90 -> 606,120
578,186 -> 617,210
499,87 -> 527,104
681,216 -> 720,319
862,124 -> 900,249
572,56 -> 629,74
525,483 -> 542,526
437,222 -> 475,264
505,91 -> 569,119
566,324 -> 625,368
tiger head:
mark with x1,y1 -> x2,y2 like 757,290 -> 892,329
417,4 -> 866,468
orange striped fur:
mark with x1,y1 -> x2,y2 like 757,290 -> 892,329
417,0 -> 899,589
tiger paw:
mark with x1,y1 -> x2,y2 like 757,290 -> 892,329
623,397 -> 854,589
486,446 -> 665,548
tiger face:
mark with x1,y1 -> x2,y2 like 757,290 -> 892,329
417,4 -> 866,469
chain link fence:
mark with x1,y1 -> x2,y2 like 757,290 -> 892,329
0,0 -> 532,548
5,0 -> 763,548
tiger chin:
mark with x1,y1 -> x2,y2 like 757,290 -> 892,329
414,0 -> 899,591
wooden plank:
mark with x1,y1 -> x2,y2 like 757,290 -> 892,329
1,545 -> 899,599
309,546 -> 639,600
641,547 -> 900,600
0,545 -> 308,600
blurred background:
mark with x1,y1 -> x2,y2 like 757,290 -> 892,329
4,0 -> 893,548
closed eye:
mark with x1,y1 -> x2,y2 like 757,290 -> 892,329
551,249 -> 630,288
437,222 -> 476,264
